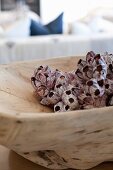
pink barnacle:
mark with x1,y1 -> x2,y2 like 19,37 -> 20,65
86,51 -> 95,65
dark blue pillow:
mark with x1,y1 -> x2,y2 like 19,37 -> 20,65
30,12 -> 63,36
30,20 -> 49,36
45,12 -> 64,34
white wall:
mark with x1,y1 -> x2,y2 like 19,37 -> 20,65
40,0 -> 113,24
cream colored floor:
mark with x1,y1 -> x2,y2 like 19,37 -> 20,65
0,145 -> 113,170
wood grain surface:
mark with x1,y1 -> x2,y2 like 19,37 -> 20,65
0,146 -> 113,170
0,56 -> 113,169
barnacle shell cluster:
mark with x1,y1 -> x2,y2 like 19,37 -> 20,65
31,51 -> 113,112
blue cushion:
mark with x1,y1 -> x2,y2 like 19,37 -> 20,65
30,20 -> 49,36
45,12 -> 64,34
30,12 -> 63,36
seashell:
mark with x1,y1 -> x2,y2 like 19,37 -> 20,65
62,90 -> 79,110
54,84 -> 65,96
77,59 -> 87,70
86,79 -> 104,98
75,68 -> 84,80
86,51 -> 96,65
55,73 -> 69,87
54,101 -> 65,112
66,72 -> 78,86
40,97 -> 50,106
35,85 -> 49,97
82,65 -> 93,80
93,95 -> 107,108
31,77 -> 41,90
46,91 -> 60,105
105,79 -> 113,95
54,101 -> 71,112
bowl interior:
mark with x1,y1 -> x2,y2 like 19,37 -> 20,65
0,56 -> 80,115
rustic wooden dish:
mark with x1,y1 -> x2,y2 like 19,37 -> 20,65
0,56 -> 113,170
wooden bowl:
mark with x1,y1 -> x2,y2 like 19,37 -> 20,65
0,56 -> 113,170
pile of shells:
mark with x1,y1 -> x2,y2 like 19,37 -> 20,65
31,51 -> 113,112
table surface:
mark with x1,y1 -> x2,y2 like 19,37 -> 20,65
1,146 -> 113,170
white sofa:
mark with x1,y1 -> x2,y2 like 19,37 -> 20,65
1,8 -> 113,64
0,33 -> 113,64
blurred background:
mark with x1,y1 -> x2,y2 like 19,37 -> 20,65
0,0 -> 113,64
